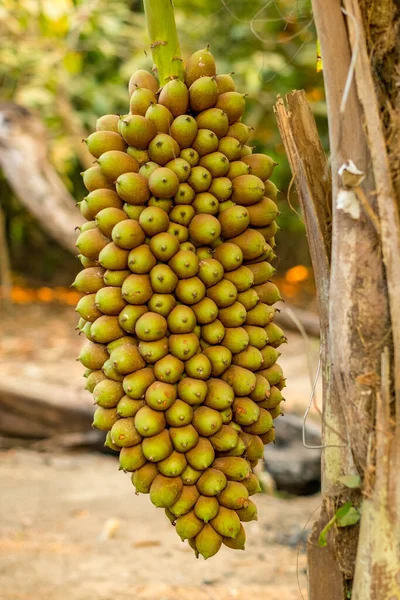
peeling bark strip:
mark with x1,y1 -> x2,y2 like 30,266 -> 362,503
0,102 -> 83,253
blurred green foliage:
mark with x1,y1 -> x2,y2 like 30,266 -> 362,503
0,0 -> 327,282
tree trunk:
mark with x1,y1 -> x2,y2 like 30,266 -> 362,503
0,102 -> 83,254
275,0 -> 400,597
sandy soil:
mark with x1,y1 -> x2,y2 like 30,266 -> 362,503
0,449 -> 319,600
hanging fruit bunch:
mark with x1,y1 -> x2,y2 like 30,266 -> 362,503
74,42 -> 286,559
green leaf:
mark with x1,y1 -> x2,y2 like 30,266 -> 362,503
338,475 -> 361,489
337,507 -> 360,528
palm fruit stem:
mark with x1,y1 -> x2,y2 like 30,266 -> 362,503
143,0 -> 184,85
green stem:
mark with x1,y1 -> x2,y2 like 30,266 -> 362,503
143,0 -> 184,85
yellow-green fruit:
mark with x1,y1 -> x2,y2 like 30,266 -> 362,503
236,498 -> 258,522
269,405 -> 283,419
227,160 -> 251,180
232,346 -> 264,371
166,158 -> 191,183
119,444 -> 147,472
118,304 -> 147,333
239,432 -> 264,461
170,485 -> 200,517
168,249 -> 199,280
218,302 -> 247,328
165,508 -> 177,524
117,396 -> 145,418
197,468 -> 227,496
259,428 -> 276,445
204,379 -> 234,410
158,450 -> 187,476
181,464 -> 203,485
104,430 -> 120,451
94,286 -> 126,316
165,399 -> 194,427
128,244 -> 157,274
236,289 -> 260,311
98,242 -> 129,270
95,207 -> 127,238
175,510 -> 204,540
123,367 -> 156,399
98,150 -> 139,182
213,243 -> 243,272
170,424 -> 199,452
130,87 -> 157,116
212,457 -> 251,481
148,293 -> 177,317
158,79 -> 189,117
132,462 -> 159,494
145,381 -> 177,411
78,341 -> 108,370
148,133 -> 180,166
195,523 -> 223,559
185,47 -> 216,87
76,294 -> 102,322
218,481 -> 249,509
189,77 -> 219,113
73,267 -> 105,294
102,358 -> 124,381
116,172 -> 150,206
92,406 -> 119,431
215,92 -> 246,124
197,258 -> 224,288
253,282 -> 282,305
232,397 -> 260,426
193,128 -> 219,157
203,346 -> 232,377
227,122 -> 251,144
184,353 -> 212,380
215,73 -> 235,94
85,369 -> 107,393
134,312 -> 167,343
85,130 -> 126,158
262,385 -> 283,409
90,315 -> 124,344
138,206 -> 170,236
210,425 -> 238,452
110,417 -> 142,447
177,377 -> 208,406
192,297 -> 218,324
154,354 -> 185,383
258,363 -> 283,387
128,69 -> 158,95
194,495 -> 219,522
187,166 -> 212,193
242,407 -> 273,435
243,326 -> 268,350
192,191 -> 219,215
75,228 -> 109,260
149,231 -> 180,261
134,405 -> 166,437
192,406 -> 223,437
196,108 -> 229,138
222,523 -> 246,550
249,374 -> 271,402
242,472 -> 262,496
209,176 -> 233,201
128,147 -> 150,167
110,344 -> 146,375
93,379 -> 124,408
119,115 -> 156,149
200,319 -> 225,345
111,219 -> 146,251
142,429 -> 173,462
82,165 -> 114,192
121,274 -> 153,305
210,506 -> 241,539
242,154 -> 277,181
145,103 -> 173,133
259,346 -> 281,369
263,179 -> 279,200
264,323 -> 286,348
175,277 -> 206,305
185,437 -> 215,470
220,328 -> 249,355
245,303 -> 275,327
150,474 -> 183,508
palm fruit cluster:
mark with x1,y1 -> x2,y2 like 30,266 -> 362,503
74,46 -> 286,559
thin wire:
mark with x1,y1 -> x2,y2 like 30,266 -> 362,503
302,348 -> 324,449
339,7 -> 360,114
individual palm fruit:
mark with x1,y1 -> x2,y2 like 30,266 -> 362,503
174,182 -> 195,205
200,319 -> 225,346
197,258 -> 224,288
150,474 -> 183,508
223,267 -> 254,294
177,377 -> 208,406
116,172 -> 150,206
232,346 -> 263,371
138,206 -> 170,236
75,228 -> 109,260
187,166 -> 212,193
82,165 -> 115,192
218,481 -> 249,510
210,425 -> 238,452
264,323 -> 286,347
240,145 -> 253,157
206,279 -> 238,309
185,46 -> 216,86
217,136 -> 242,162
94,207 -> 126,238
167,305 -> 196,334
258,221 -> 279,241
192,406 -> 223,437
129,87 -> 157,115
78,201 -> 94,221
232,397 -> 260,426
110,219 -> 145,251
147,294 -> 176,318
195,107 -> 229,138
97,150 -> 139,183
118,304 -> 147,333
221,366 -> 257,397
236,499 -> 258,522
102,359 -> 124,382
181,464 -> 202,485
175,276 -> 206,305
169,114 -> 198,149
175,510 -> 204,541
215,73 -> 235,94
121,274 -> 153,305
132,462 -> 159,494
109,343 -> 146,375
145,381 -> 176,411
119,114 -> 156,149
148,167 -> 180,199
149,264 -> 178,294
218,302 -> 247,328
123,367 -> 156,399
107,335 -> 137,353
169,204 -> 195,227
185,437 -> 215,470
239,432 -> 264,461
170,485 -> 200,517
165,399 -> 194,427
218,204 -> 250,239
85,369 -> 107,393
128,69 -> 158,95
194,495 -> 219,523
127,146 -> 150,166
242,153 -> 277,180
145,102 -> 173,133
227,160 -> 251,180
193,129 -> 219,157
148,133 -> 180,166
94,287 -> 126,316
169,332 -> 199,361
123,203 -> 145,220
249,374 -> 271,403
242,473 -> 262,496
213,243 -> 243,272
149,231 -> 180,261
209,176 -> 233,201
215,92 -> 246,124
222,522 -> 246,550
194,523 -> 222,559
263,179 -> 279,200
212,457 -> 251,482
246,196 -> 279,227
192,191 -> 219,215
110,417 -> 142,447
168,222 -> 189,242
90,315 -> 124,343
180,147 -> 199,167
204,379 -> 234,410
210,505 -> 241,539
242,407 -> 273,435
165,158 -> 191,183
168,249 -> 199,279
93,379 -> 124,408
192,297 -> 218,324
158,78 -> 189,117
119,444 -> 147,472
269,404 -> 283,419
117,396 -> 145,418
170,424 -> 199,452
154,353 -> 185,383
142,429 -> 173,462
188,214 -> 221,246
104,430 -> 120,451
243,326 -> 269,350
198,152 -> 229,178
139,161 -> 159,180
127,244 -> 157,274
261,385 -> 283,409
134,405 -> 166,437
196,246 -> 213,260
158,450 -> 188,477
92,406 -> 119,431
245,303 -> 275,327
231,174 -> 265,206
228,230 -> 267,262
227,121 -> 251,144
85,130 -> 126,158
98,242 -> 128,270
76,294 -> 102,322
219,327 -> 247,355
203,346 -> 232,377
103,270 -> 130,288
197,468 -> 227,496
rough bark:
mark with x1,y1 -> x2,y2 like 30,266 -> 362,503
0,102 -> 83,254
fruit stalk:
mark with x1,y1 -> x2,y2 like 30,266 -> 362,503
143,0 -> 184,84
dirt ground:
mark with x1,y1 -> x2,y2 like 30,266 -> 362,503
0,304 -> 322,600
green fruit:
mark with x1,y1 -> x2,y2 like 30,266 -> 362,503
107,336 -> 137,353
95,207 -> 126,238
95,286 -> 126,316
175,277 -> 206,305
215,92 -> 246,124
168,222 -> 189,242
197,258 -> 224,287
110,417 -> 142,447
185,47 -> 216,87
258,362 -> 283,386
213,243 -> 243,272
222,522 -> 246,550
220,327 -> 248,355
204,379 -> 234,410
123,367 -> 156,399
148,293 -> 177,317
192,191 -> 219,215
129,87 -> 157,115
116,172 -> 150,206
168,250 -> 199,279
189,77 -> 219,113
194,496 -> 219,522
189,214 -> 221,246
218,204 -> 250,239
181,464 -> 202,485
165,158 -> 191,183
154,354 -> 185,383
232,397 -> 260,425
227,122 -> 251,144
253,282 -> 282,305
167,305 -> 196,334
185,437 -> 215,471
119,444 -> 147,471
91,315 -> 124,343
170,485 -> 200,517
127,146 -> 150,166
232,346 -> 264,371
150,474 -> 183,508
82,165 -> 114,192
187,166 -> 212,193
128,69 -> 158,95
196,246 -> 213,260
210,505 -> 241,538
240,145 -> 253,157
206,279 -> 238,308
132,462 -> 159,493
239,432 -> 264,461
148,167 -> 180,198
261,385 -> 283,409
249,374 -> 271,402
158,450 -> 187,476
119,115 -> 156,149
243,326 -> 268,350
145,103 -> 174,133
177,377 -> 208,406
118,304 -> 147,333
257,221 -> 279,241
197,468 -> 227,496
247,196 -> 279,228
245,303 -> 275,326
142,429 -> 173,462
217,136 -> 242,161
236,498 -> 258,522
145,381 -> 177,411
85,130 -> 125,158
226,160 -> 251,180
85,369 -> 107,393
264,323 -> 286,348
231,174 -> 265,206
210,425 -> 238,452
193,129 -> 219,157
242,407 -> 273,435
148,133 -> 180,166
149,231 -> 180,261
218,481 -> 249,509
212,457 -> 251,481
228,230 -> 267,262
180,148 -> 199,167
203,346 -> 232,376
175,510 -> 204,540
92,406 -> 119,430
263,179 -> 279,200
78,201 -> 94,220
104,430 -> 120,451
111,220 -> 146,250
128,244 -> 157,274
93,379 -> 124,408
201,319 -> 225,345
139,161 -> 159,179
98,242 -> 130,270
184,353 -> 212,380
192,406 -> 222,437
102,358 -> 124,382
196,523 -> 222,559
138,206 -> 169,237
215,73 -> 235,94
98,150 -> 139,183
209,176 -> 233,201
134,405 -> 166,437
117,396 -> 145,418
170,424 -> 199,452
158,79 -> 189,117
192,297 -> 218,324
195,108 -> 229,138
165,399 -> 194,427
221,365 -> 257,397
123,203 -> 145,220
76,294 -> 102,322
218,302 -> 247,328
259,428 -> 276,444
75,228 -> 109,260
170,115 -> 198,149
174,182 -> 196,205
242,154 -> 277,180
269,404 -> 283,419
110,344 -> 146,375
169,333 -> 200,361
135,312 -> 168,342
73,267 -> 105,294
150,264 -> 178,294
242,473 -> 262,495
121,274 -> 153,305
